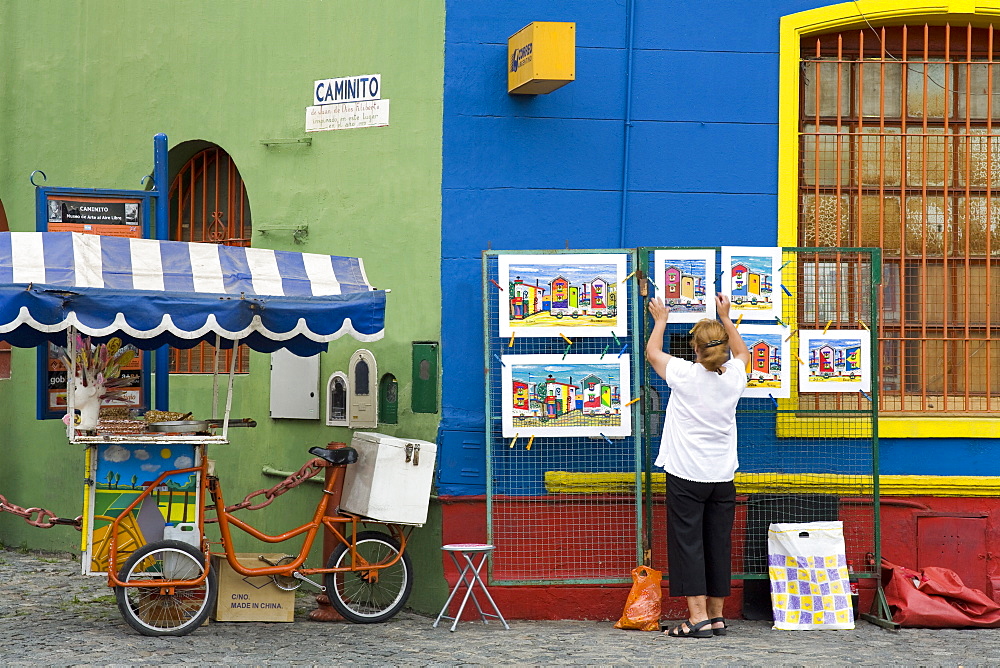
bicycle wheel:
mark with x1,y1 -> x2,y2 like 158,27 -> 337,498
325,530 -> 413,623
114,539 -> 217,636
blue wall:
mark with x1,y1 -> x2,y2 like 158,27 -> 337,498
438,0 -> 1000,495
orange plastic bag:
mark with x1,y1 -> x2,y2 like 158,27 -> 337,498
614,565 -> 662,631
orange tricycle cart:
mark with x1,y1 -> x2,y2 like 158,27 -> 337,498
0,231 -> 423,637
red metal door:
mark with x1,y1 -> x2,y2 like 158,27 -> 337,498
917,515 -> 990,595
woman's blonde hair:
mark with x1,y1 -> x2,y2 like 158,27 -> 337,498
690,318 -> 729,373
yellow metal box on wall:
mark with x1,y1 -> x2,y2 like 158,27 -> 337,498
211,553 -> 296,622
508,22 -> 575,94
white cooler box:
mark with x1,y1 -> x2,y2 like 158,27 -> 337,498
341,432 -> 437,526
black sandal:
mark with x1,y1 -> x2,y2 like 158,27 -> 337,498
665,619 -> 713,638
710,617 -> 727,636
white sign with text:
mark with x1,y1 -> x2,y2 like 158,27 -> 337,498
305,99 -> 390,132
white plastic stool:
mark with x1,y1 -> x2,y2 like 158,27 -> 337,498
433,543 -> 510,632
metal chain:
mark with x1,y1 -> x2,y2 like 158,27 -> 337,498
207,458 -> 326,520
0,493 -> 82,530
2,458 -> 325,530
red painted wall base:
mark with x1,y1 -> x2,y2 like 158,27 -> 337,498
439,495 -> 999,621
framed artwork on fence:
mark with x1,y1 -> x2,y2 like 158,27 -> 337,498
500,353 -> 632,438
798,330 -> 871,393
651,248 -> 716,323
497,254 -> 628,338
737,324 -> 792,398
721,246 -> 783,320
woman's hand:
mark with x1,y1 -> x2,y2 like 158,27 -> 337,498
648,297 -> 670,325
715,293 -> 732,320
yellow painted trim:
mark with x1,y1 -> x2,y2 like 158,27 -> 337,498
544,471 -> 1000,496
81,446 -> 91,552
880,417 -> 1000,438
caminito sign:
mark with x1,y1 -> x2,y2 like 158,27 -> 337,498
306,74 -> 390,132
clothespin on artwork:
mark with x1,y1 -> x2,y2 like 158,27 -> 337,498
599,433 -> 614,446
618,343 -> 629,358
509,433 -> 518,448
823,320 -> 833,334
613,333 -> 621,347
562,344 -> 572,360
785,329 -> 798,342
493,354 -> 505,367
526,435 -> 535,451
768,393 -> 778,408
796,354 -> 807,366
646,277 -> 657,290
859,389 -> 872,402
625,396 -> 641,407
775,316 -> 785,327
779,259 -> 793,271
559,333 -> 573,346
600,344 -> 609,360
621,270 -> 636,284
735,314 -> 744,329
490,279 -> 504,291
858,319 -> 869,330
781,284 -> 792,297
508,332 -> 516,348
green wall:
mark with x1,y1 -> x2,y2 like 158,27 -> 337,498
0,0 -> 446,612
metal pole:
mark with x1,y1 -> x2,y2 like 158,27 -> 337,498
153,133 -> 171,410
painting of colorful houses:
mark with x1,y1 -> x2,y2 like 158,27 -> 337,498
798,330 -> 871,393
85,442 -> 200,574
737,325 -> 791,398
500,354 -> 632,437
652,249 -> 716,323
497,254 -> 628,338
721,247 -> 783,320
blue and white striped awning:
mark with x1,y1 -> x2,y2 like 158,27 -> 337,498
0,232 -> 386,354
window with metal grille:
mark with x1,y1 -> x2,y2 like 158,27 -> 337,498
800,23 -> 1000,414
168,147 -> 252,374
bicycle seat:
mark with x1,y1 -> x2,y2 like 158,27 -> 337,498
308,446 -> 358,466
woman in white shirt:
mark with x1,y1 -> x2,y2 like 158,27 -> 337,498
645,293 -> 750,639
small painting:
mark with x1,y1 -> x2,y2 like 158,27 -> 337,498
500,354 -> 631,438
498,254 -> 628,338
86,442 -> 200,574
737,324 -> 792,399
798,329 -> 871,393
652,249 -> 716,323
721,246 -> 783,320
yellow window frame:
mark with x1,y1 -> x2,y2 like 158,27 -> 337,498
777,0 -> 1000,438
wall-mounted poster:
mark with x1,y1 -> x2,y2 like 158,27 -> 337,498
721,246 -> 783,320
798,330 -> 871,393
500,354 -> 631,438
737,325 -> 791,398
652,249 -> 716,323
498,254 -> 628,338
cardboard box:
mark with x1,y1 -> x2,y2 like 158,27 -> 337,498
341,432 -> 437,525
211,553 -> 296,622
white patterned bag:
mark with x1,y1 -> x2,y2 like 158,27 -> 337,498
767,521 -> 855,630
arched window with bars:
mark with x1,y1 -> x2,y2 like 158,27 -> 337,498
168,145 -> 252,374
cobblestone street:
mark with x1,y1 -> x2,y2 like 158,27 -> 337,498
2,548 -> 1000,666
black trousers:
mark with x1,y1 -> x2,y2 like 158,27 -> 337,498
666,473 -> 736,598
